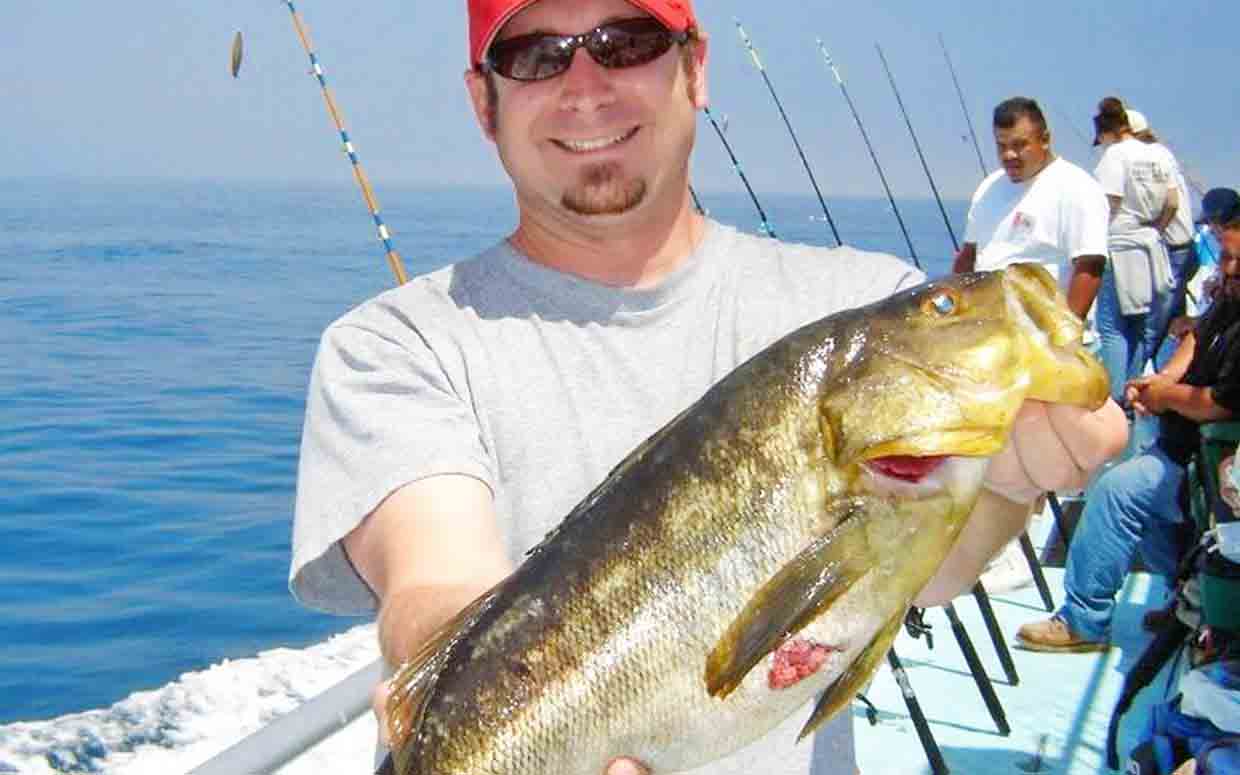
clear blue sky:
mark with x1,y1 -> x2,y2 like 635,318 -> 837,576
1,1 -> 1231,200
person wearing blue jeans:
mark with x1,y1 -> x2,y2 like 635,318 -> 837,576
1018,213 -> 1240,651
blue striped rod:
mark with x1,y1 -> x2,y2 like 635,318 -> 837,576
283,1 -> 409,285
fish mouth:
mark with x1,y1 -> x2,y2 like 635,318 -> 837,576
864,455 -> 948,483
859,453 -> 990,500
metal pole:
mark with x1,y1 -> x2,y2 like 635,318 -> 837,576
887,649 -> 950,774
188,658 -> 382,775
944,604 -> 1011,737
702,106 -> 777,238
283,0 -> 409,285
971,581 -> 1020,685
875,43 -> 961,253
816,41 -> 920,269
938,33 -> 988,179
734,19 -> 841,245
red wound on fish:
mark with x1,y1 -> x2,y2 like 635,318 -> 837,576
768,638 -> 837,690
866,455 -> 947,482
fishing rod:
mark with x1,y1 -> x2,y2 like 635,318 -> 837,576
938,33 -> 988,179
876,43 -> 960,253
1049,104 -> 1094,154
816,42 -> 920,270
734,19 -> 840,246
702,106 -> 777,238
689,184 -> 707,216
282,0 -> 409,285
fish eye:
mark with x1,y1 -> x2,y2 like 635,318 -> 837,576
922,289 -> 959,317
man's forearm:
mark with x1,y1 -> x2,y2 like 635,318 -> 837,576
1067,256 -> 1105,319
1157,384 -> 1235,424
914,489 -> 1030,606
377,581 -> 503,665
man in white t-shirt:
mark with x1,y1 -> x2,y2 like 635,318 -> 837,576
953,97 -> 1109,320
953,97 -> 1110,594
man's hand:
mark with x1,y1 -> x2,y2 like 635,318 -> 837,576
1168,315 -> 1197,340
982,399 -> 1128,504
1126,374 -> 1175,416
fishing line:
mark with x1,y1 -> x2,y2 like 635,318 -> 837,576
281,1 -> 409,285
816,42 -> 920,270
734,19 -> 840,245
938,33 -> 988,179
702,106 -> 777,238
876,43 -> 960,253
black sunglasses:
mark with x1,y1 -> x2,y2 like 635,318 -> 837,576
483,18 -> 690,82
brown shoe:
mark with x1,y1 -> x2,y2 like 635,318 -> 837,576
1015,616 -> 1109,653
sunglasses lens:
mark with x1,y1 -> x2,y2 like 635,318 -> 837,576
590,19 -> 674,69
487,19 -> 678,81
489,34 -> 573,81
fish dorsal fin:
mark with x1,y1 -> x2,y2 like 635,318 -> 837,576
798,608 -> 904,741
705,499 -> 872,699
387,589 -> 497,764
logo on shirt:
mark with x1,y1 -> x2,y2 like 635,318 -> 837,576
1011,211 -> 1036,236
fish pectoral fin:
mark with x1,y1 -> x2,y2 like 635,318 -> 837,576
705,502 -> 872,700
797,608 -> 904,741
387,589 -> 497,756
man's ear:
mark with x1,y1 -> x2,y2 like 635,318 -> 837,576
687,32 -> 709,109
464,68 -> 497,141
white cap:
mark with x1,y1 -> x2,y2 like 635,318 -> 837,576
1126,108 -> 1149,134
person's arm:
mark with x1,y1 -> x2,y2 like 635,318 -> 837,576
1132,381 -> 1235,423
1149,186 -> 1180,233
953,242 -> 978,274
343,475 -> 512,667
916,398 -> 1128,605
1066,255 -> 1105,318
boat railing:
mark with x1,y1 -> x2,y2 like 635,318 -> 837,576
187,657 -> 382,775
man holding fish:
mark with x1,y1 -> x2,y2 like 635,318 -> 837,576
290,1 -> 1127,773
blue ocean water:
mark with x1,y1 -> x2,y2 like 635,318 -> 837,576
0,179 -> 963,725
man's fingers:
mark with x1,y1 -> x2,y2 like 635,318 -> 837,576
1043,399 -> 1128,473
983,400 -> 1127,503
1010,403 -> 1083,493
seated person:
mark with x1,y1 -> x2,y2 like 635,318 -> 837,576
1017,208 -> 1240,651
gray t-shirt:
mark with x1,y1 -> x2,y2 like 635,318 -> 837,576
291,219 -> 922,774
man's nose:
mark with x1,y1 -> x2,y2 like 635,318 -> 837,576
558,47 -> 616,110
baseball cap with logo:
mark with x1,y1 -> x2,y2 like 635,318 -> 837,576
467,0 -> 697,68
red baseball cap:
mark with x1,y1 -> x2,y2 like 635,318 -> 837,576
467,0 -> 697,67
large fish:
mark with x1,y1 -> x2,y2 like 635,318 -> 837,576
381,264 -> 1108,775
